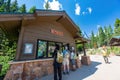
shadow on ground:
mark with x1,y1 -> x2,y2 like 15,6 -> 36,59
41,61 -> 101,80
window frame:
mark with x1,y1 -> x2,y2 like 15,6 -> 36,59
36,39 -> 63,59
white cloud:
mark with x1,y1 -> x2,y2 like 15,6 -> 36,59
43,0 -> 62,10
87,7 -> 92,14
81,7 -> 92,15
82,11 -> 87,15
75,3 -> 81,15
44,0 -> 48,2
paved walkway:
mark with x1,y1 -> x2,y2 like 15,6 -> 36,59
41,55 -> 120,80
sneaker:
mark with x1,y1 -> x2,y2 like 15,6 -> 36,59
63,72 -> 66,75
67,72 -> 69,75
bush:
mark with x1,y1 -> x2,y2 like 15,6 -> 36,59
0,38 -> 17,77
0,56 -> 10,76
111,46 -> 120,55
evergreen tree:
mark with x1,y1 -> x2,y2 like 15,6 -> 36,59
45,1 -> 50,10
114,18 -> 120,36
90,31 -> 98,48
0,4 -> 5,12
5,0 -> 11,12
10,0 -> 18,12
96,33 -> 99,47
0,0 -> 5,12
98,27 -> 106,46
19,4 -> 26,13
104,26 -> 108,45
0,0 -> 4,5
90,31 -> 95,48
107,25 -> 113,44
29,6 -> 36,13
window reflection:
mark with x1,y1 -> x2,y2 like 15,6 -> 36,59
48,42 -> 55,57
37,40 -> 47,58
36,39 -> 63,59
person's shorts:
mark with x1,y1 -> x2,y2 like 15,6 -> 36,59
70,59 -> 75,65
63,58 -> 69,65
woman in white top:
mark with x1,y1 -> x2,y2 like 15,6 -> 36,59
70,47 -> 76,71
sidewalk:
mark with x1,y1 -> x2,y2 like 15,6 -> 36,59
41,55 -> 120,80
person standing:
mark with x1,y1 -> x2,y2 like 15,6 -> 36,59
63,45 -> 70,74
53,44 -> 62,80
101,45 -> 109,64
70,47 -> 76,71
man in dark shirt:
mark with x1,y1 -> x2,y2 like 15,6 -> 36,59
53,44 -> 62,80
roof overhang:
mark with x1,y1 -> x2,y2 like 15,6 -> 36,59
0,9 -> 81,41
109,36 -> 120,46
75,36 -> 90,44
0,13 -> 34,40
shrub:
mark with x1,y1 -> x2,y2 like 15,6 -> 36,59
0,39 -> 16,77
0,56 -> 10,76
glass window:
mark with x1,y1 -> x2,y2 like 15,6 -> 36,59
36,39 -> 63,59
37,40 -> 47,58
48,42 -> 55,57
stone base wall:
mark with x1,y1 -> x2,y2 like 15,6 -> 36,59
4,58 -> 82,80
76,58 -> 82,68
81,56 -> 91,65
4,59 -> 53,80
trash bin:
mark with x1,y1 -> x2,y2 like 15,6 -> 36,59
0,64 -> 2,73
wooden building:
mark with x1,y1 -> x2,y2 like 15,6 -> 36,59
109,36 -> 120,46
0,10 -> 85,80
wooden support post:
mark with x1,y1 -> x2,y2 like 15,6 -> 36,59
83,43 -> 86,56
81,43 -> 91,65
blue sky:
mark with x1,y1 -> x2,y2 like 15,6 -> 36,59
13,0 -> 120,36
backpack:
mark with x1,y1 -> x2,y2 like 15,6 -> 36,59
56,51 -> 63,63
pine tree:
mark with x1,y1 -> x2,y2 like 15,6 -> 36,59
5,0 -> 11,12
45,1 -> 50,10
114,18 -> 120,36
19,4 -> 26,13
0,0 -> 4,5
29,6 -> 36,13
0,0 -> 5,12
11,0 -> 18,12
104,26 -> 108,45
91,31 -> 95,48
98,27 -> 106,46
107,25 -> 113,44
103,25 -> 113,46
